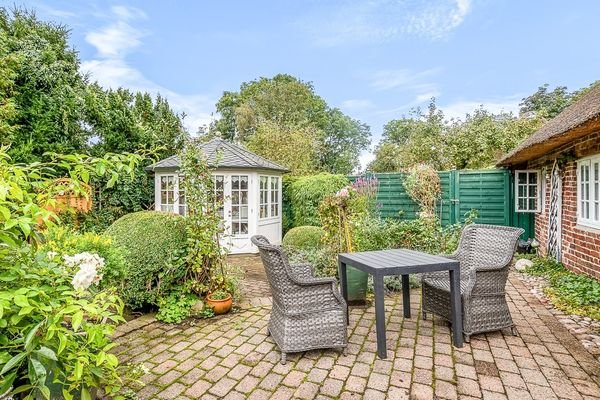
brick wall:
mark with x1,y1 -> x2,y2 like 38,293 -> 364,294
525,130 -> 600,279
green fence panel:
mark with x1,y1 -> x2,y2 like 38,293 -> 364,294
454,169 -> 510,225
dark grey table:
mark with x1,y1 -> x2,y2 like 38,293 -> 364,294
338,249 -> 463,359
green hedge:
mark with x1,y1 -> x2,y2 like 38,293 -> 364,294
283,226 -> 325,249
105,211 -> 188,309
288,173 -> 349,227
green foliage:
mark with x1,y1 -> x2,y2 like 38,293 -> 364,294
284,245 -> 338,278
179,141 -> 230,296
105,211 -> 188,309
43,227 -> 127,290
283,226 -> 325,249
0,149 -> 142,398
288,173 -> 349,227
0,247 -> 126,399
209,290 -> 230,300
212,74 -> 370,174
370,99 -> 541,172
403,164 -> 441,217
519,256 -> 600,319
156,290 -> 198,324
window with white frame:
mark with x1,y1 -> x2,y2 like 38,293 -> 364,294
577,156 -> 600,228
259,176 -> 269,218
214,175 -> 225,219
271,176 -> 280,217
259,176 -> 280,219
231,175 -> 249,235
177,175 -> 186,216
515,170 -> 541,212
160,175 -> 176,212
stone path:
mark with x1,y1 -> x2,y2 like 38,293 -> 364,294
113,268 -> 600,400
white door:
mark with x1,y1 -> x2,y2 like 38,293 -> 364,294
218,174 -> 253,253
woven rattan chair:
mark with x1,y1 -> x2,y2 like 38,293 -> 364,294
251,235 -> 348,364
422,224 -> 524,342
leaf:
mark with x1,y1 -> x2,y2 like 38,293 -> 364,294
0,205 -> 10,220
0,371 -> 16,395
0,352 -> 26,375
29,358 -> 46,382
71,311 -> 83,331
81,387 -> 92,400
57,332 -> 67,355
74,360 -> 83,380
24,321 -> 42,351
14,294 -> 30,307
62,389 -> 74,400
96,351 -> 105,366
35,346 -> 57,361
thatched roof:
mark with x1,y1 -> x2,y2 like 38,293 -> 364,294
497,84 -> 600,166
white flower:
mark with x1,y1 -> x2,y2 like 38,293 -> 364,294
65,252 -> 105,291
47,251 -> 58,260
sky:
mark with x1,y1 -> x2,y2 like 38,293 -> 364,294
9,0 -> 600,167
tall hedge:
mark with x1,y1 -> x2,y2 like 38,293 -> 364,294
288,173 -> 349,227
105,211 -> 188,309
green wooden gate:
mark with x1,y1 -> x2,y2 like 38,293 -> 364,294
361,169 -> 534,239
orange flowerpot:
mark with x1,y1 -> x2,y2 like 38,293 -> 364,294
206,293 -> 233,315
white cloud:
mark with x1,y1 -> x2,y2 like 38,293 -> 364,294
369,68 -> 441,91
82,5 -> 215,132
441,97 -> 521,120
303,0 -> 472,46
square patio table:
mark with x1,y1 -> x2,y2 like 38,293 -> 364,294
338,248 -> 463,359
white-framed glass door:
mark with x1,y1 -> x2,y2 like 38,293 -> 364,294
230,175 -> 249,236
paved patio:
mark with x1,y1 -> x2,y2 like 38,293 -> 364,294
113,257 -> 600,400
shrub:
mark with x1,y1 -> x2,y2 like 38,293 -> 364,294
43,227 -> 127,290
288,173 -> 349,227
403,164 -> 441,218
520,256 -> 600,319
283,226 -> 325,249
105,211 -> 188,309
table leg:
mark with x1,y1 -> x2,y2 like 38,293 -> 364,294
338,260 -> 349,325
373,274 -> 387,359
449,269 -> 463,348
401,274 -> 411,318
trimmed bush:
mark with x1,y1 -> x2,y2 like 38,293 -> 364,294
288,173 -> 349,227
283,226 -> 325,249
105,211 -> 188,309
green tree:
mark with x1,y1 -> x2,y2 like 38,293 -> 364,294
213,74 -> 370,174
0,8 -> 89,162
320,108 -> 370,174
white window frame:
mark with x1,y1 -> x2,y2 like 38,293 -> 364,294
515,170 -> 541,213
258,175 -> 280,219
577,155 -> 600,229
259,176 -> 269,219
157,174 -> 186,215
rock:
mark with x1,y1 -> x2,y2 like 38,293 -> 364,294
515,258 -> 533,271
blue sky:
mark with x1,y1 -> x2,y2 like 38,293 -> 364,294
10,0 -> 600,166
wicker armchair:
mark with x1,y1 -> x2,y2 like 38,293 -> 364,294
422,224 -> 524,342
251,235 -> 348,364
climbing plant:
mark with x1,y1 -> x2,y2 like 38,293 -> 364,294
403,164 -> 441,218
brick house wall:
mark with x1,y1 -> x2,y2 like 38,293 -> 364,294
523,130 -> 600,279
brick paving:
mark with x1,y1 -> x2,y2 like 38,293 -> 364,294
114,272 -> 600,399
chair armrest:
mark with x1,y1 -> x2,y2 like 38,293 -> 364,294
474,260 -> 512,272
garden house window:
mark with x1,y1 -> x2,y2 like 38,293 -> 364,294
177,175 -> 186,216
214,175 -> 225,219
160,175 -> 176,212
577,156 -> 600,229
260,176 -> 269,218
259,176 -> 280,219
515,170 -> 541,212
271,177 -> 280,217
231,175 -> 249,235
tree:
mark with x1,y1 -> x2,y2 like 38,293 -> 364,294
370,101 -> 446,171
0,8 -> 89,162
519,84 -> 573,119
320,108 -> 370,174
212,74 -> 370,174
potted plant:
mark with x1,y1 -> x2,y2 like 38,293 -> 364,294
206,290 -> 232,315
